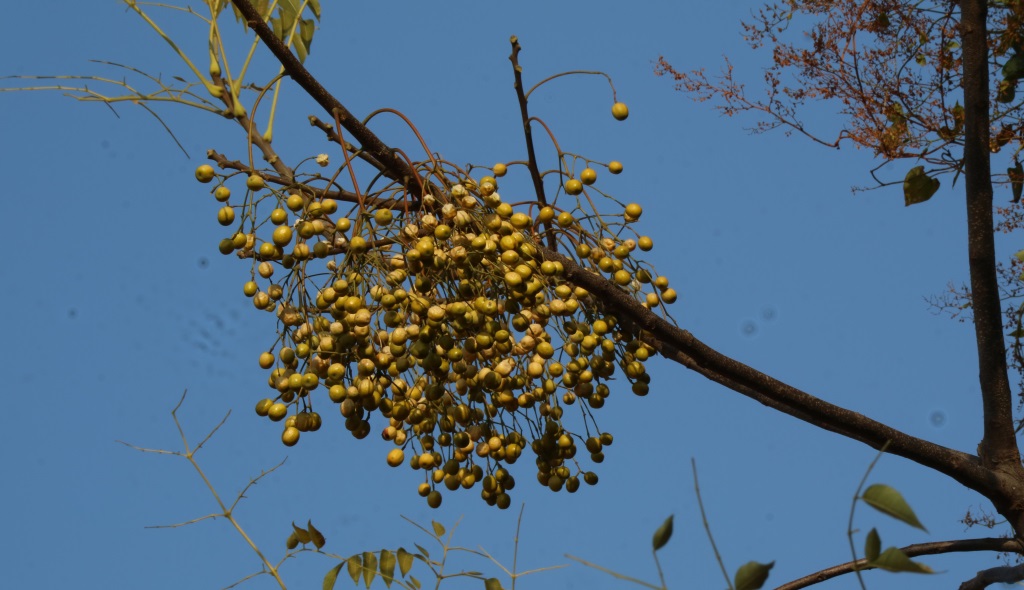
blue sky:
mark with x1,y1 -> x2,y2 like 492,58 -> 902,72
0,2 -> 1005,589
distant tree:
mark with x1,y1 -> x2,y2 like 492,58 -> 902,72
12,0 -> 1024,587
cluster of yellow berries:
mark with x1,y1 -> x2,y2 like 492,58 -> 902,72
195,102 -> 678,508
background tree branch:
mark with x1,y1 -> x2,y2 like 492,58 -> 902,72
775,537 -> 1023,590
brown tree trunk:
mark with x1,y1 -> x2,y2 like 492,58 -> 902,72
959,0 -> 1024,534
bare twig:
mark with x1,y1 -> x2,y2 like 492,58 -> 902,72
693,459 -> 734,590
564,554 -> 662,590
508,36 -> 556,250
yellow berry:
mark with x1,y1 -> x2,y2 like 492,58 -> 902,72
608,161 -> 623,174
624,203 -> 643,220
255,398 -> 273,416
195,164 -> 216,183
217,206 -> 235,226
426,490 -> 443,508
286,194 -> 304,211
281,426 -> 300,446
580,168 -> 597,185
246,174 -> 266,191
565,179 -> 584,195
268,403 -> 288,421
611,102 -> 629,120
214,186 -> 231,201
638,236 -> 654,251
272,225 -> 293,246
493,163 -> 507,177
386,448 -> 405,467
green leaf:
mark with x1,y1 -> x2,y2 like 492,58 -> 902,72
379,549 -> 396,588
278,0 -> 301,14
1003,53 -> 1024,80
397,548 -> 414,577
952,102 -> 964,132
413,543 -> 430,559
903,166 -> 940,206
484,578 -> 504,590
864,528 -> 881,562
298,19 -> 315,62
308,520 -> 326,549
868,547 -> 934,573
286,531 -> 299,550
999,80 -> 1017,103
347,556 -> 362,585
271,14 -> 285,42
431,521 -> 446,538
651,515 -> 674,551
257,0 -> 272,19
734,561 -> 775,590
362,552 -> 378,588
292,522 -> 312,544
862,484 -> 927,531
324,562 -> 344,590
409,576 -> 422,590
1010,161 -> 1023,202
1010,328 -> 1024,338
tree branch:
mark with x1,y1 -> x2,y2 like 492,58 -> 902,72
959,562 -> 1024,590
775,537 -> 1023,590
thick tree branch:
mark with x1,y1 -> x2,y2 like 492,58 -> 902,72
774,537 -> 1023,590
959,0 -> 1019,466
959,562 -> 1024,590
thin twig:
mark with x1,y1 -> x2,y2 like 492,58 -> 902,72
846,440 -> 892,590
564,555 -> 661,590
508,36 -> 556,250
692,458 -> 734,590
